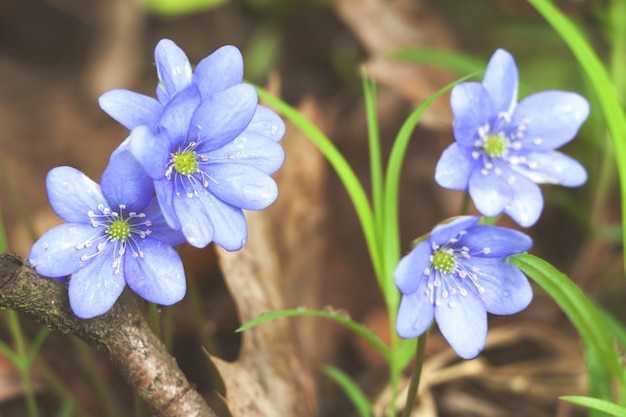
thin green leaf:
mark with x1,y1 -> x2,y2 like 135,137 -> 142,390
57,398 -> 75,417
255,86 -> 383,287
382,72 -> 482,310
528,0 -> 626,271
0,339 -> 21,366
237,307 -> 390,361
585,345 -> 614,412
26,327 -> 50,366
511,254 -> 625,384
141,0 -> 227,15
323,365 -> 373,417
594,302 -> 626,351
396,338 -> 418,371
562,396 -> 626,416
361,71 -> 384,245
389,48 -> 485,75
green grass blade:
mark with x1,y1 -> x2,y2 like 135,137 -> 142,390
323,365 -> 373,417
237,307 -> 390,361
361,71 -> 384,242
562,396 -> 626,416
382,72 -> 481,308
389,48 -> 485,75
511,254 -> 624,385
26,327 -> 50,366
528,0 -> 626,267
57,398 -> 75,417
254,86 -> 384,288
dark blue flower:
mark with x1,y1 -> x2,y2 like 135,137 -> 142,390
435,49 -> 588,227
395,216 -> 532,359
29,152 -> 187,319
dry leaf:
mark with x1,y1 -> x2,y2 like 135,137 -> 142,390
211,97 -> 329,417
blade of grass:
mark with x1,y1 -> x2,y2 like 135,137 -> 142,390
562,396 -> 626,416
529,0 -> 626,267
511,254 -> 624,385
255,87 -> 384,292
238,307 -> 390,361
323,365 -> 373,417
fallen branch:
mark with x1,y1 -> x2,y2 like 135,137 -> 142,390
0,251 -> 218,417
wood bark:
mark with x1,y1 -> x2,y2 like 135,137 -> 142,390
0,251 -> 218,417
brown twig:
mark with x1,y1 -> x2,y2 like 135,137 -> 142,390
0,251 -> 218,417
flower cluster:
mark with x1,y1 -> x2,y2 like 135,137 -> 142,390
29,39 -> 285,318
396,49 -> 588,358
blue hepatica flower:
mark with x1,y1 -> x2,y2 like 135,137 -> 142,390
98,39 -> 286,250
395,216 -> 533,359
125,83 -> 284,250
435,49 -> 589,227
29,152 -> 187,319
98,39 -> 286,142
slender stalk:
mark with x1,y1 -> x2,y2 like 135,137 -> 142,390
73,338 -> 119,417
6,310 -> 39,417
400,332 -> 428,417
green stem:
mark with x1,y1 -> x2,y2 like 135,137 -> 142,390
400,332 -> 428,417
6,311 -> 39,417
73,338 -> 118,417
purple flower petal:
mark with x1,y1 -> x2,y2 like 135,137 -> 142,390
158,85 -> 201,142
465,257 -> 533,315
46,167 -> 107,223
101,149 -> 154,212
155,39 -> 193,103
451,82 -> 493,147
247,105 -> 286,142
512,91 -> 589,150
430,216 -> 480,245
190,84 -> 258,152
515,150 -> 587,186
394,241 -> 431,294
468,168 -> 513,217
396,283 -> 435,339
457,225 -> 532,257
434,143 -> 475,190
202,192 -> 248,251
193,45 -> 244,99
98,89 -> 162,131
128,126 -> 170,180
124,239 -> 186,305
29,223 -> 101,277
209,131 -> 285,175
482,49 -> 518,115
142,198 -> 186,246
204,164 -> 278,210
504,174 -> 543,227
155,178 -> 182,230
434,288 -> 487,359
173,186 -> 216,248
68,251 -> 126,319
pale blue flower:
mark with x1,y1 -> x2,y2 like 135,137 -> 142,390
395,216 -> 532,359
435,49 -> 588,227
29,152 -> 187,319
98,38 -> 286,250
125,83 -> 284,250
